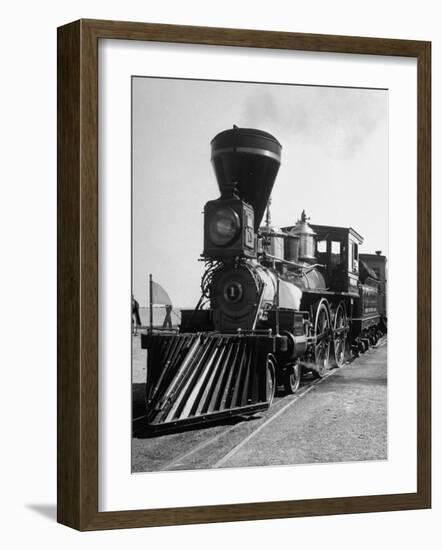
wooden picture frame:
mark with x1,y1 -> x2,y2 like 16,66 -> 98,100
57,19 -> 431,531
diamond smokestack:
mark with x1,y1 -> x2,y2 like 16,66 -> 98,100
210,126 -> 282,231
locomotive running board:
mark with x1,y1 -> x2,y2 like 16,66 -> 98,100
140,332 -> 275,433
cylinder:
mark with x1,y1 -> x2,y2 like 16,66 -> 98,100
290,211 -> 317,263
298,233 -> 316,262
284,234 -> 300,263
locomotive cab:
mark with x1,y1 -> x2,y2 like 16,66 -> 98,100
310,224 -> 363,295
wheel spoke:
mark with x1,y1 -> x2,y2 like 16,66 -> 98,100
283,361 -> 301,394
312,301 -> 331,378
266,356 -> 276,404
333,302 -> 347,368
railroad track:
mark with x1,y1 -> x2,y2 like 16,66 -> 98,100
132,336 -> 387,472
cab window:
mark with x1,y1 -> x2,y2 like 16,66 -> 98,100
330,241 -> 341,267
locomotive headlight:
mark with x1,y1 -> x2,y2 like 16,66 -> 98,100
208,207 -> 240,246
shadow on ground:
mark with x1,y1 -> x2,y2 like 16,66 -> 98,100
133,413 -> 259,440
132,383 -> 146,418
26,504 -> 57,521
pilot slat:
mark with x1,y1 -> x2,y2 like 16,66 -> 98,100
141,333 -> 274,432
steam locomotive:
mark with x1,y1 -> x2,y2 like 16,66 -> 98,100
141,126 -> 387,432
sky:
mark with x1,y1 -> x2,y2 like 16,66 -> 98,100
132,77 -> 388,307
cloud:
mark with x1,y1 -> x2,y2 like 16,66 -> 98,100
242,86 -> 387,159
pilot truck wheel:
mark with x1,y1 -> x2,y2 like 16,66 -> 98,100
283,361 -> 301,394
266,355 -> 276,405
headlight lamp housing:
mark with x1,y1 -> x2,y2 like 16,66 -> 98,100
208,207 -> 240,246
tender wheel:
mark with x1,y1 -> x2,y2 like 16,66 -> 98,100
266,355 -> 276,405
360,338 -> 369,352
312,300 -> 331,378
332,302 -> 348,368
283,361 -> 301,394
372,330 -> 380,345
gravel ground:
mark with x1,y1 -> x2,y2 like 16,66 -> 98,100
131,335 -> 387,471
222,341 -> 387,468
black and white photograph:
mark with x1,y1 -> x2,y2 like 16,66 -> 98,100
131,76 -> 389,473
2,0 -> 436,543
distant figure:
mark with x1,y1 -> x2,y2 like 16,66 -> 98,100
162,304 -> 173,329
132,295 -> 141,334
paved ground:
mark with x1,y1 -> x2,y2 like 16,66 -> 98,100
131,336 -> 387,472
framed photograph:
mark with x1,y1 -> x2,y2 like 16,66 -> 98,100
57,19 -> 431,530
